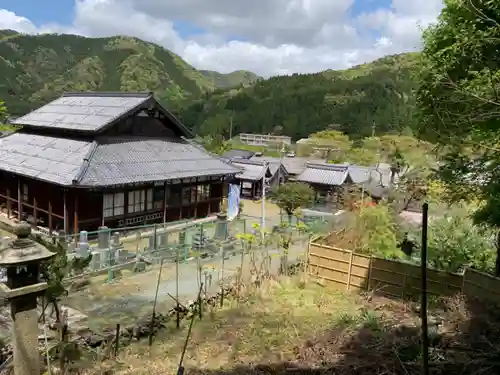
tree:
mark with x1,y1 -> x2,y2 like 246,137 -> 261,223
0,100 -> 7,120
407,206 -> 496,274
270,182 -> 314,222
416,0 -> 500,275
200,135 -> 231,155
330,203 -> 400,258
272,125 -> 283,135
0,101 -> 13,132
33,234 -> 91,372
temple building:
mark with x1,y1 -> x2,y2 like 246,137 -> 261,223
0,92 -> 239,233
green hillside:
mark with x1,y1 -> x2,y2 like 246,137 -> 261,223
179,53 -> 420,140
0,30 -> 257,116
200,70 -> 261,88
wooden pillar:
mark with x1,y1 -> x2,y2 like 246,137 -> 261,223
73,192 -> 79,237
179,182 -> 183,220
194,178 -> 198,218
6,188 -> 11,218
33,197 -> 37,227
101,192 -> 105,227
17,180 -> 22,221
63,189 -> 68,234
48,201 -> 53,232
162,182 -> 167,223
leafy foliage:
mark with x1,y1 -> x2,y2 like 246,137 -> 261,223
37,235 -> 92,317
0,100 -> 12,132
416,0 -> 500,274
200,70 -> 261,89
333,203 -> 400,258
408,206 -> 496,274
0,31 -> 257,116
179,53 -> 419,140
270,182 -> 314,218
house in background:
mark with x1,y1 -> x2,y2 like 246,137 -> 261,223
296,162 -> 399,211
239,133 -> 291,147
221,149 -> 255,160
249,154 -> 323,181
0,92 -> 240,233
229,159 -> 287,199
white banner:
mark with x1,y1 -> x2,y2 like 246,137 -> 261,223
227,183 -> 241,221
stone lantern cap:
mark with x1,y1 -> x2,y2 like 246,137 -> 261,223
0,222 -> 56,266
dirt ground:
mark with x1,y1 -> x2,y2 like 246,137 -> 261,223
242,199 -> 282,220
88,274 -> 500,375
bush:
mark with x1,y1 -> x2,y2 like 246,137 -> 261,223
409,206 -> 496,274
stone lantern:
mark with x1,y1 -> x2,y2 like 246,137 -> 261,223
0,222 -> 56,375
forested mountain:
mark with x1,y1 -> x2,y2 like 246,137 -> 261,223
179,53 -> 420,140
0,29 -> 419,139
0,30 -> 257,116
200,70 -> 261,89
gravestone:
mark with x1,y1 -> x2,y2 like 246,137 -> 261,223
147,234 -> 155,251
91,251 -> 101,271
97,226 -> 110,249
157,232 -> 168,249
192,227 -> 206,250
77,230 -> 90,258
106,232 -> 122,282
215,214 -> 228,240
133,253 -> 147,273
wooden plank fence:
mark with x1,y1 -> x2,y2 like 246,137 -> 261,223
307,242 -> 500,303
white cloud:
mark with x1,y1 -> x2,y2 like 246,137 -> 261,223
0,0 -> 444,76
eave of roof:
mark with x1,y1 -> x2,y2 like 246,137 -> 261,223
231,159 -> 272,181
0,133 -> 240,187
296,162 -> 349,186
11,91 -> 193,138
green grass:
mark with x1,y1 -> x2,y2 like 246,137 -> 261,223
91,276 -> 367,374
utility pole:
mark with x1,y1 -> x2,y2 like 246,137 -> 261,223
371,121 -> 381,163
279,140 -> 285,184
261,162 -> 268,242
229,111 -> 234,140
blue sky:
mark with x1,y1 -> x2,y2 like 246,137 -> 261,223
0,0 -> 440,75
2,0 -> 74,26
2,0 -> 395,39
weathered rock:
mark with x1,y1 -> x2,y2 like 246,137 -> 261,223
133,261 -> 147,273
68,279 -> 90,292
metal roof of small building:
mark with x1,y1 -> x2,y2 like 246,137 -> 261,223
296,162 -> 349,186
11,92 -> 192,136
249,155 -> 323,175
297,161 -> 397,197
221,149 -> 255,159
0,133 -> 240,187
230,159 -> 272,181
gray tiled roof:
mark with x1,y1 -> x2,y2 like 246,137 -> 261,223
0,133 -> 240,187
296,162 -> 349,185
11,92 -> 192,137
221,149 -> 255,159
230,159 -> 271,181
249,155 -> 323,175
78,137 -> 241,186
312,162 -> 396,197
12,92 -> 151,132
0,132 -> 93,185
